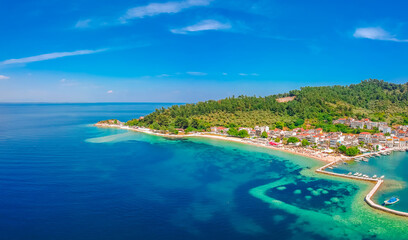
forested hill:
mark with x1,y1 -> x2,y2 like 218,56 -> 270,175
127,79 -> 408,130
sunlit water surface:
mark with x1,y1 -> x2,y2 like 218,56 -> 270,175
0,103 -> 407,240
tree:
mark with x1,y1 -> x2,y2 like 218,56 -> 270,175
191,118 -> 199,129
238,129 -> 249,138
338,145 -> 347,153
149,122 -> 160,130
185,126 -> 196,134
261,131 -> 268,138
227,127 -> 239,136
275,138 -> 281,143
287,137 -> 300,144
295,118 -> 305,126
136,80 -> 408,133
157,115 -> 169,126
385,132 -> 391,136
275,122 -> 284,130
345,147 -> 360,156
174,117 -> 189,129
301,139 -> 310,146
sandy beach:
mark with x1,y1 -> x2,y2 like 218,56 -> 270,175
95,123 -> 340,163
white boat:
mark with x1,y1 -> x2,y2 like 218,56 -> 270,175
373,175 -> 377,178
380,175 -> 385,179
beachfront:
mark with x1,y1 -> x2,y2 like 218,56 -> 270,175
95,122 -> 408,218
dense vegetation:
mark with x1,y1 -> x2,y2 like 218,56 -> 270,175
127,79 -> 408,131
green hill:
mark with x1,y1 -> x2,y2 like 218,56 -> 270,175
126,79 -> 408,131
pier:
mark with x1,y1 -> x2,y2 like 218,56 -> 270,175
316,158 -> 408,217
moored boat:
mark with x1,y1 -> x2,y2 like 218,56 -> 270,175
384,197 -> 400,205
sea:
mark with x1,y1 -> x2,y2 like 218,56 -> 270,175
0,103 -> 408,240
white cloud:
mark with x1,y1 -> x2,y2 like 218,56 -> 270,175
60,78 -> 78,87
107,90 -> 113,94
0,75 -> 10,80
187,71 -> 207,76
171,19 -> 231,34
75,19 -> 92,28
239,73 -> 259,76
1,49 -> 107,65
222,72 -> 228,76
353,27 -> 408,42
157,74 -> 171,77
121,0 -> 211,21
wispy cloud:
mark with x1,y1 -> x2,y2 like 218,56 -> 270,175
157,74 -> 171,77
171,19 -> 231,34
239,73 -> 259,76
75,19 -> 92,29
353,27 -> 408,42
121,0 -> 212,22
187,71 -> 207,76
1,49 -> 107,65
0,75 -> 10,80
107,90 -> 113,94
60,78 -> 78,87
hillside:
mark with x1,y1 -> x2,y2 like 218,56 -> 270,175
126,79 -> 408,131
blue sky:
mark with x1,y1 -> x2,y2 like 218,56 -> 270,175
1,0 -> 408,102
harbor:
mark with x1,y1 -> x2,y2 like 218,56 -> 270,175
316,150 -> 408,217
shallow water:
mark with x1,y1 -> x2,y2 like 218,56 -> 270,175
1,103 -> 408,240
327,152 -> 408,212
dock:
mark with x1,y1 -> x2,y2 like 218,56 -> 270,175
316,158 -> 408,217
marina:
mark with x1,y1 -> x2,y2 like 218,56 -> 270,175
317,150 -> 408,217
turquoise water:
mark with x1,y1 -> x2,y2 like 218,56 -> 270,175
328,152 -> 408,212
1,103 -> 408,240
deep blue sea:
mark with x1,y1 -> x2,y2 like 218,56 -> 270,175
0,103 -> 407,240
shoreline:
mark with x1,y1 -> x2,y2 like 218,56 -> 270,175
95,123 -> 340,163
94,123 -> 408,217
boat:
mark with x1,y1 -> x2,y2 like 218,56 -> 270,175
328,166 -> 333,169
384,197 -> 400,205
348,172 -> 352,175
373,175 -> 377,178
380,175 -> 385,179
354,172 -> 359,176
362,158 -> 369,162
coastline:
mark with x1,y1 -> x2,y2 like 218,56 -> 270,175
94,123 -> 408,218
95,123 -> 340,163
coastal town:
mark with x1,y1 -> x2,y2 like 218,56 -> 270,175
96,117 -> 408,163
96,116 -> 408,217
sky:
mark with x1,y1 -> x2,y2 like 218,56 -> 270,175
1,0 -> 408,102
